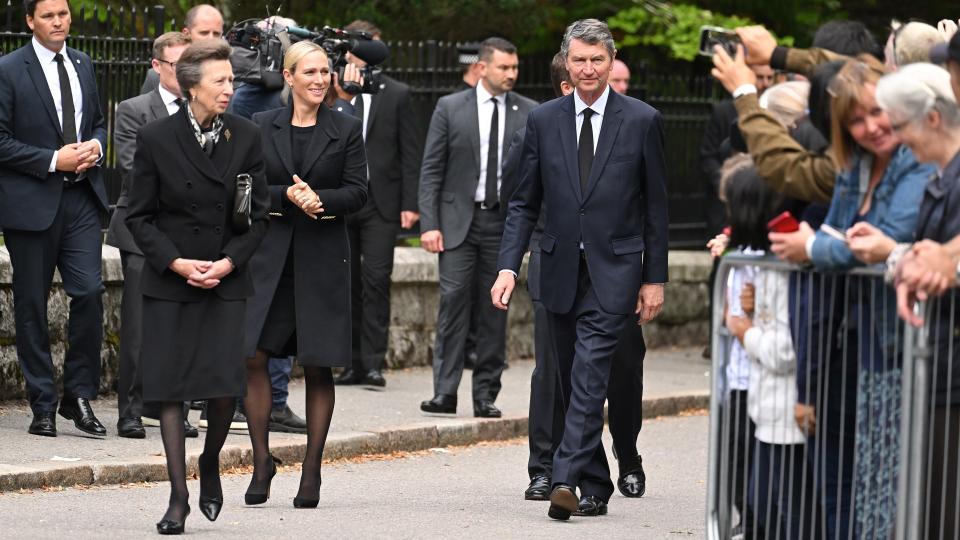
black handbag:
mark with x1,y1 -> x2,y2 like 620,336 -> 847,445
233,173 -> 253,233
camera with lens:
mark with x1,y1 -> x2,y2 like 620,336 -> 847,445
226,19 -> 389,96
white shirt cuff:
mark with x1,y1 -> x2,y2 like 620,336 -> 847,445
732,84 -> 758,99
92,139 -> 104,165
49,150 -> 58,173
805,235 -> 817,260
499,269 -> 517,278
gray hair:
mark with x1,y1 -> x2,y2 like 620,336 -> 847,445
175,41 -> 232,99
561,19 -> 615,60
876,62 -> 960,130
888,21 -> 945,68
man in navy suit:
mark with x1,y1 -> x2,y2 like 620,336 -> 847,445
492,19 -> 668,520
0,0 -> 108,437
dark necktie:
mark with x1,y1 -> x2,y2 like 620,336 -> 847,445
54,53 -> 77,145
484,97 -> 499,209
353,95 -> 366,139
578,108 -> 595,194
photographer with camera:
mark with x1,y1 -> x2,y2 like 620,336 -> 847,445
328,20 -> 423,388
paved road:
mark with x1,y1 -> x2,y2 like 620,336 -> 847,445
0,414 -> 708,539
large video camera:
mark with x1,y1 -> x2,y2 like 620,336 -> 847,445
226,19 -> 389,95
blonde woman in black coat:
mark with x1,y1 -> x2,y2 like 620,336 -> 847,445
126,41 -> 269,534
243,40 -> 367,508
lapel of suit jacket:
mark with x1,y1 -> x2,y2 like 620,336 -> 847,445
557,95 -> 582,201
271,105 -> 296,177
148,88 -> 170,121
210,114 -> 237,179
300,104 -> 339,175
173,108 -> 223,183
464,89 -> 481,174
366,88 -> 382,135
65,48 -> 93,138
503,92 -> 522,139
583,90 -> 624,202
23,45 -> 62,141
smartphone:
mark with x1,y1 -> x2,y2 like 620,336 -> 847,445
819,223 -> 848,244
698,25 -> 741,57
766,211 -> 800,233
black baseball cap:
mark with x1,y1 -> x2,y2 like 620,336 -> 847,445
930,31 -> 960,65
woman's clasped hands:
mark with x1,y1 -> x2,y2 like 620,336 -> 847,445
169,258 -> 234,289
287,174 -> 323,219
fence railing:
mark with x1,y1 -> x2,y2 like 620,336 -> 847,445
705,252 -> 960,539
0,3 -> 724,247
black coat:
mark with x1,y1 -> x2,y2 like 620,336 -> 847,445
125,109 -> 270,302
915,151 -> 960,405
245,104 -> 368,366
699,99 -> 737,237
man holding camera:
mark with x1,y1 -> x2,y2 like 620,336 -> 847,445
332,20 -> 423,388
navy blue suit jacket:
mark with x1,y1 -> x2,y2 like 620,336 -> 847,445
0,43 -> 108,231
497,89 -> 669,315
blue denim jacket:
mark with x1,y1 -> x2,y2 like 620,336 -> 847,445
810,145 -> 933,270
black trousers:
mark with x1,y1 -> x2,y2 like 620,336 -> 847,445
5,183 -> 103,414
548,256 -> 627,502
527,254 -> 646,479
347,198 -> 399,373
432,206 -> 506,402
116,251 -> 144,420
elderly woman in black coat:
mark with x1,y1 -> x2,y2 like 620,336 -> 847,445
242,40 -> 367,508
126,40 -> 269,534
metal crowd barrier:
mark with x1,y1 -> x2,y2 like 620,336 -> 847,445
705,252 -> 959,540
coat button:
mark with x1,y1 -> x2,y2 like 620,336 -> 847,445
214,226 -> 222,234
186,181 -> 193,189
579,210 -> 585,216
216,203 -> 224,212
192,226 -> 200,234
190,203 -> 198,211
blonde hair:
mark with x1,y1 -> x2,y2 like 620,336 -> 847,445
760,81 -> 811,128
888,21 -> 945,68
283,41 -> 328,73
828,55 -> 886,169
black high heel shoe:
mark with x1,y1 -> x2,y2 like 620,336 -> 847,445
244,455 -> 280,505
197,453 -> 223,522
156,505 -> 190,535
293,473 -> 321,508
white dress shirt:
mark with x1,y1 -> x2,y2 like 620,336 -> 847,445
32,37 -> 103,173
573,85 -> 610,155
350,93 -> 372,140
158,84 -> 181,116
475,81 -> 506,202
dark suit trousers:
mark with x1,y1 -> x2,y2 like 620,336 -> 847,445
4,184 -> 104,414
548,256 -> 627,502
528,248 -> 645,479
116,251 -> 144,419
433,207 -> 506,402
347,197 -> 399,373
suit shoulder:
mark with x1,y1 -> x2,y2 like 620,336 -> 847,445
510,92 -> 539,109
381,74 -> 410,94
617,93 -> 661,119
117,92 -> 153,113
250,106 -> 285,128
66,46 -> 92,64
436,88 -> 472,107
138,112 -> 178,138
329,106 -> 363,132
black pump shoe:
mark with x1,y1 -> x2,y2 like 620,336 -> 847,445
244,455 -> 280,505
293,495 -> 320,508
197,453 -> 223,522
156,506 -> 190,535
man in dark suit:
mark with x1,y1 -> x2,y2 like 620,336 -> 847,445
501,52 -> 649,504
140,4 -> 223,95
0,0 -> 109,437
492,19 -> 668,520
333,20 -> 422,388
108,32 -> 200,439
418,37 -> 538,418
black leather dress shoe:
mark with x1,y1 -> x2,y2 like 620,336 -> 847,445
548,484 -> 579,520
420,394 -> 456,414
618,462 -> 646,498
269,405 -> 308,434
524,474 -> 551,500
362,370 -> 386,388
28,412 -> 57,437
184,417 -> 199,438
473,400 -> 502,418
58,397 -> 106,436
117,417 -> 146,439
573,495 -> 608,516
334,368 -> 363,385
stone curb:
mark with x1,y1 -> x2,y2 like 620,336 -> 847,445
0,392 -> 708,492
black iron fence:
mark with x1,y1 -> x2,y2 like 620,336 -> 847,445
0,3 -> 722,247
